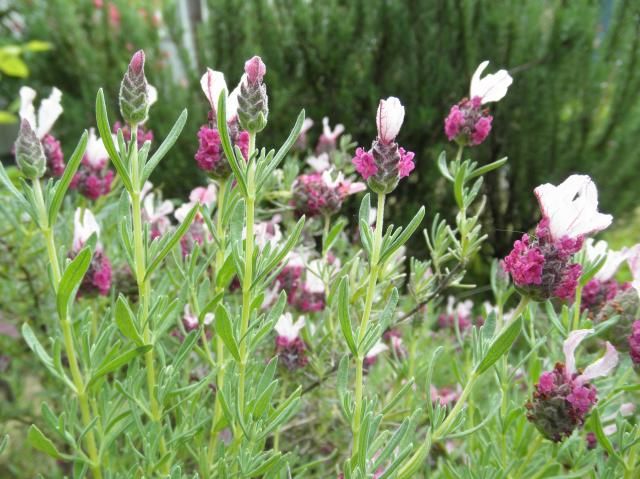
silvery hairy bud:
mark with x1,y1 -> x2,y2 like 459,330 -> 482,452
237,56 -> 268,134
119,50 -> 151,125
15,120 -> 46,179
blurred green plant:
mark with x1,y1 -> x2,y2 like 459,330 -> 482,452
11,0 -> 640,256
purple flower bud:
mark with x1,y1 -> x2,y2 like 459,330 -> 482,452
119,50 -> 151,125
291,170 -> 364,218
14,119 -> 46,179
41,134 -> 65,177
595,288 -> 639,350
237,56 -> 269,133
77,251 -> 112,297
244,55 -> 266,85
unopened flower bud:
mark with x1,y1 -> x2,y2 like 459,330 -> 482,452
119,50 -> 151,125
15,120 -> 46,179
237,55 -> 269,134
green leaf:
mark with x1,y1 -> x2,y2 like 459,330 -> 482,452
0,54 -> 28,77
468,157 -> 508,180
0,162 -> 29,210
437,151 -> 453,181
145,203 -> 199,280
57,247 -> 92,320
379,206 -> 425,264
89,345 -> 151,386
338,277 -> 357,356
48,131 -> 87,225
0,434 -> 7,454
27,425 -> 61,459
215,304 -> 240,361
24,40 -> 52,52
141,109 -> 188,183
323,218 -> 346,255
474,316 -> 523,375
96,89 -> 132,192
115,295 -> 143,346
591,409 -> 624,464
217,92 -> 247,196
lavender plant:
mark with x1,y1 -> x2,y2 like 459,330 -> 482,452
1,51 -> 640,479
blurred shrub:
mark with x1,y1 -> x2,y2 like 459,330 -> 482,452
11,0 -> 640,255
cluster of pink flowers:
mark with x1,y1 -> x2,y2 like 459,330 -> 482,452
195,67 -> 252,178
430,384 -> 461,407
352,97 -> 415,194
182,304 -> 214,333
444,61 -> 512,147
291,169 -> 365,218
70,129 -> 114,200
71,209 -> 112,296
526,330 -> 618,442
503,175 -> 612,301
274,313 -> 308,370
383,329 -> 407,358
18,86 -> 65,177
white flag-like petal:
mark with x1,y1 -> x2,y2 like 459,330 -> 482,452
36,87 -> 63,138
274,313 -> 305,342
563,329 -> 593,377
73,208 -> 100,252
534,174 -> 612,240
200,68 -> 228,113
470,61 -> 513,104
578,342 -> 618,382
19,86 -> 37,131
585,239 -> 628,281
305,260 -> 326,294
376,97 -> 405,144
189,184 -> 217,207
227,77 -> 243,121
147,84 -> 158,107
322,117 -> 345,140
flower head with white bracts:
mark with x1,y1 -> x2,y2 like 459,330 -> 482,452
174,184 -> 217,223
274,313 -> 305,346
306,153 -> 330,172
252,216 -> 283,251
182,304 -> 213,332
444,61 -> 512,147
534,175 -> 612,241
527,329 -> 619,442
364,341 -> 389,367
352,97 -> 415,193
469,61 -> 513,105
19,86 -> 63,140
141,182 -> 174,239
73,208 -> 101,252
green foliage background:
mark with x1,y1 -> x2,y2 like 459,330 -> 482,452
7,0 -> 640,255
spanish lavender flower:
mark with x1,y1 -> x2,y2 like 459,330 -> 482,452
444,61 -> 513,147
383,329 -> 407,359
196,68 -> 250,178
503,175 -> 612,301
628,321 -> 640,365
306,153 -> 330,172
175,185 -> 216,256
595,288 -> 639,351
430,384 -> 461,407
274,253 -> 326,312
70,129 -> 114,200
237,55 -> 269,133
72,209 -> 112,296
316,117 -> 345,154
18,86 -> 64,177
580,239 -> 630,313
274,313 -> 308,370
291,169 -> 365,218
252,215 -> 283,250
14,120 -> 46,179
526,329 -> 618,442
352,97 -> 415,194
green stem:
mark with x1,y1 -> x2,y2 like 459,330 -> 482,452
572,284 -> 583,331
208,177 -> 228,463
513,434 -> 544,478
237,132 -> 257,432
130,129 -> 169,474
351,193 -> 385,465
33,179 -> 102,478
273,377 -> 288,452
